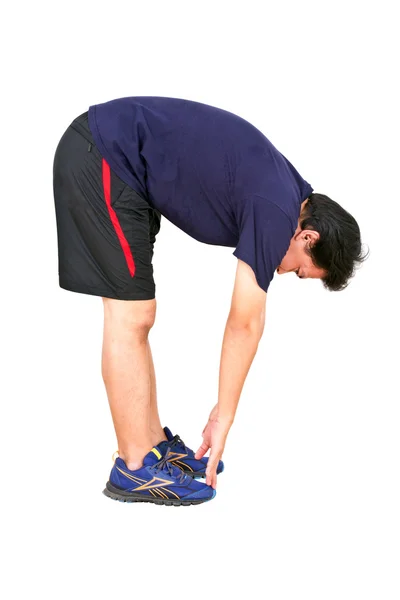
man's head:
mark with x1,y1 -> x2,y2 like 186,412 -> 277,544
276,193 -> 368,291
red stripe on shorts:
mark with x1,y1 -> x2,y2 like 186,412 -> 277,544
102,158 -> 136,277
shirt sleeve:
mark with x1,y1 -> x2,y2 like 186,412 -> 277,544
233,196 -> 295,292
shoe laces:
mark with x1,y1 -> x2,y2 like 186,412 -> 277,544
169,434 -> 188,453
150,448 -> 187,483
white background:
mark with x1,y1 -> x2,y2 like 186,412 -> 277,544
2,1 -> 399,598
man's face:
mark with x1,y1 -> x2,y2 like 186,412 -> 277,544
276,226 -> 327,280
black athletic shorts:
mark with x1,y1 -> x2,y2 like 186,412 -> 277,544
53,112 -> 161,300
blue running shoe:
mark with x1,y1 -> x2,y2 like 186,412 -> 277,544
103,446 -> 216,506
158,427 -> 224,479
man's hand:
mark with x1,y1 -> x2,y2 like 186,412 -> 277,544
195,405 -> 232,489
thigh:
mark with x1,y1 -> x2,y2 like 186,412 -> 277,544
53,114 -> 161,300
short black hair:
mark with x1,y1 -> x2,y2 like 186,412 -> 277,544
300,193 -> 369,291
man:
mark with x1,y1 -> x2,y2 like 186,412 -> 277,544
53,96 -> 367,506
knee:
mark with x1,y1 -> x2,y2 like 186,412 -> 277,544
102,298 -> 156,336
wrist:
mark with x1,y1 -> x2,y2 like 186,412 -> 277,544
214,410 -> 234,428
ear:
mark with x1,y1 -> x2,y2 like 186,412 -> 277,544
303,229 -> 320,246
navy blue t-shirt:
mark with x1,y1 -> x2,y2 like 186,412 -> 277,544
88,96 -> 313,292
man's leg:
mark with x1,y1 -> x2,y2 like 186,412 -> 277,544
101,297 -> 161,470
147,340 -> 167,443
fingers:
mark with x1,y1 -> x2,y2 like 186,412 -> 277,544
206,452 -> 221,489
195,440 -> 210,460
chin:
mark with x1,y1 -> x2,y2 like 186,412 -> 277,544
277,263 -> 293,274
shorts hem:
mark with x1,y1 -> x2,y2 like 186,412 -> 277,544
59,279 -> 155,301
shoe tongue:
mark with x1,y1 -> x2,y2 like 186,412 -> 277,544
163,426 -> 174,442
143,446 -> 163,467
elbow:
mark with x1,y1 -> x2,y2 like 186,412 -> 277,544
226,317 -> 264,340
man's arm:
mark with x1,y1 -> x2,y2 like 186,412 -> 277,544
218,258 -> 266,419
195,258 -> 266,488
